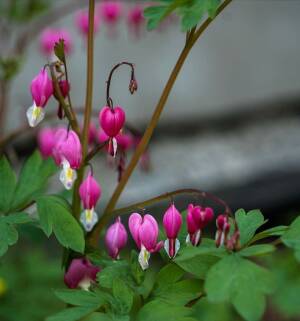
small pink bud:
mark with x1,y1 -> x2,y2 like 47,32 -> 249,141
75,10 -> 100,36
88,122 -> 97,144
99,1 -> 122,24
105,217 -> 128,259
30,69 -> 53,108
79,172 -> 101,209
64,258 -> 100,290
127,5 -> 145,38
116,132 -> 133,151
98,128 -> 110,144
52,128 -> 82,169
99,106 -> 126,138
163,204 -> 182,258
37,127 -> 56,159
54,80 -> 70,119
215,214 -> 231,247
40,28 -> 72,56
186,204 -> 199,235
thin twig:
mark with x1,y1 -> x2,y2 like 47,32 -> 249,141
87,0 -> 233,246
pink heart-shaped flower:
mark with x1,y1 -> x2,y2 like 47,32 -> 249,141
99,106 -> 125,138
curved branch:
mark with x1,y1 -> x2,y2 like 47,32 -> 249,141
87,188 -> 232,245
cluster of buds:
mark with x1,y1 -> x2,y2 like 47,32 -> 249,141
79,172 -> 102,232
186,204 -> 214,246
215,214 -> 240,250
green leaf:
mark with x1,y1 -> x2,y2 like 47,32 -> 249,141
174,243 -> 225,278
154,279 -> 202,306
0,156 -> 16,213
11,151 -> 57,210
112,278 -> 134,314
46,306 -> 97,321
36,195 -> 85,253
84,313 -> 113,321
0,217 -> 18,256
235,209 -> 266,245
137,300 -> 196,321
54,39 -> 66,63
54,289 -> 103,307
249,225 -> 288,244
3,212 -> 33,224
98,260 -> 131,289
239,244 -> 275,257
144,5 -> 170,30
205,254 -> 274,321
155,263 -> 185,287
282,216 -> 300,262
130,250 -> 144,285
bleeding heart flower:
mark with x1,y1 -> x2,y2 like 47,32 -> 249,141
52,128 -> 82,190
64,258 -> 100,290
99,106 -> 126,157
127,5 -> 145,39
163,204 -> 182,258
75,10 -> 100,36
79,171 -> 101,232
129,213 -> 163,270
26,69 -> 53,127
186,204 -> 214,246
105,217 -> 128,259
37,127 -> 56,158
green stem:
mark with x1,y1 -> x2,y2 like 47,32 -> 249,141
87,0 -> 232,247
72,0 -> 95,219
94,188 -> 232,222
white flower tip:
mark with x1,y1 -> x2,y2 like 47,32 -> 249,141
59,160 -> 77,190
138,245 -> 150,270
80,209 -> 98,232
26,103 -> 45,127
112,137 -> 118,158
78,277 -> 92,291
164,239 -> 180,258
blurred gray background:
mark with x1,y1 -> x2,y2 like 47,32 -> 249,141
5,0 -> 300,214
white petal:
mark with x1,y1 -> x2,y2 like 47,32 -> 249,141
185,234 -> 191,244
59,159 -> 77,190
26,103 -> 45,127
138,245 -> 150,270
164,239 -> 181,258
194,230 -> 201,246
112,137 -> 118,158
78,277 -> 92,291
80,208 -> 98,232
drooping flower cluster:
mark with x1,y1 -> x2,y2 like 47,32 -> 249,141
79,172 -> 102,232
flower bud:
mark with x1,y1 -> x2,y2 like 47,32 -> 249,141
127,5 -> 145,39
99,1 -> 122,25
215,214 -> 231,247
40,28 -> 72,57
129,78 -> 138,94
54,80 -> 70,119
163,204 -> 182,258
105,217 -> 128,259
37,127 -> 56,158
129,213 -> 163,270
27,69 -> 53,127
52,128 -> 82,189
64,258 -> 100,290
